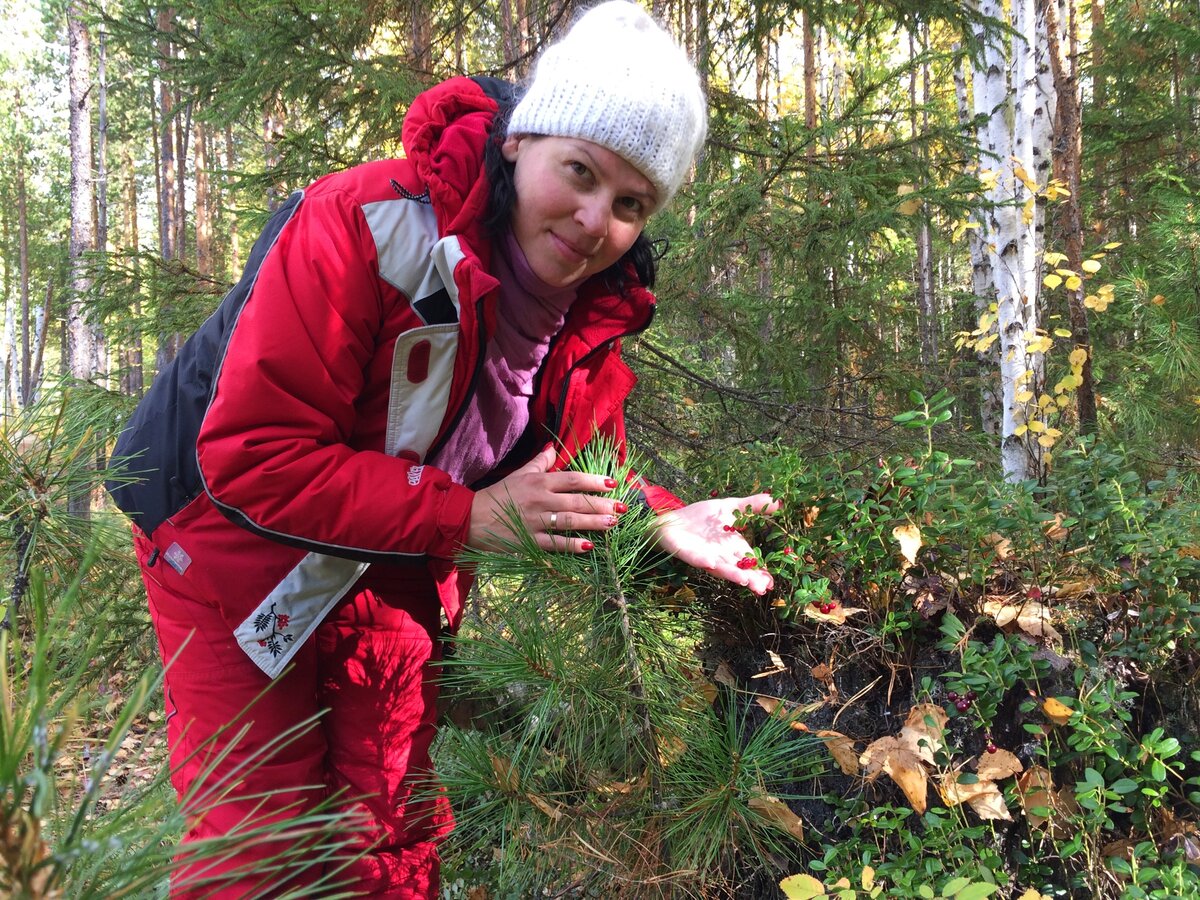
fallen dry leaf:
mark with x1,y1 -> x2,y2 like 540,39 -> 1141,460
898,703 -> 948,765
893,523 -> 923,570
816,730 -> 860,775
977,748 -> 1023,781
939,773 -> 1012,821
802,604 -> 866,625
749,794 -> 805,842
528,793 -> 564,821
490,753 -> 518,792
982,597 -> 1063,643
752,651 -> 788,679
1044,512 -> 1070,541
1017,765 -> 1080,836
802,506 -> 821,528
860,736 -> 929,813
983,532 -> 1013,560
811,663 -> 833,683
1042,697 -> 1073,725
1053,579 -> 1093,600
713,660 -> 738,688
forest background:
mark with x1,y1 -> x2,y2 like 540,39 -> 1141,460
1,0 -> 1199,897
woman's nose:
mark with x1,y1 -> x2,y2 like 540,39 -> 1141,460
575,198 -> 609,239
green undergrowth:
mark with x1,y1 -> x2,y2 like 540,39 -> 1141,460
694,392 -> 1200,899
439,393 -> 1200,898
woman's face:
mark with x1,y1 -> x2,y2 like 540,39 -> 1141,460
501,135 -> 658,288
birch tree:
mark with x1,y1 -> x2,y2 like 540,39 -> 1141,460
964,0 -> 1055,481
67,0 -> 100,383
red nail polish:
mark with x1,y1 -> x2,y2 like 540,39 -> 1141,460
604,477 -> 618,489
613,502 -> 628,514
581,540 -> 594,551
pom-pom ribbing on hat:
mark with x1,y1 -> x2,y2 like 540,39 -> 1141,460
506,0 -> 707,207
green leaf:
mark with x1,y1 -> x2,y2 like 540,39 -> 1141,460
955,885 -> 999,900
942,876 -> 971,895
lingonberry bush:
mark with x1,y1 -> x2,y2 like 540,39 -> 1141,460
689,394 -> 1200,899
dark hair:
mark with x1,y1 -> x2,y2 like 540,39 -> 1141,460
482,100 -> 659,291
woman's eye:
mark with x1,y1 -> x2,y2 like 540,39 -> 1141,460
618,197 -> 643,215
569,161 -> 590,178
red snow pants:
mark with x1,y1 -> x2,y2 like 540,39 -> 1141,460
135,530 -> 453,898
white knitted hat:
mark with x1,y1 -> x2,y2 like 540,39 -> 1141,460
507,1 -> 707,207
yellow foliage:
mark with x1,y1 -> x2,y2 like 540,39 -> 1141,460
1081,259 -> 1102,274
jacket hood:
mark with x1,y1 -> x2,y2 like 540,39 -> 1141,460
402,76 -> 509,240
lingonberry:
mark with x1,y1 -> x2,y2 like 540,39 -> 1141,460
965,690 -> 978,702
710,489 -> 719,498
947,690 -> 959,702
986,742 -> 998,754
955,699 -> 970,712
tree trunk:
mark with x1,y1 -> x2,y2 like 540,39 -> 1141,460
156,7 -> 182,370
16,91 -> 31,407
68,0 -> 99,384
124,147 -> 144,397
1043,0 -> 1097,432
967,0 -> 1049,481
195,119 -> 213,277
225,123 -> 240,273
912,28 -> 937,381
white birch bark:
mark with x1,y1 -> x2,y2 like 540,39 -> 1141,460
966,0 -> 1053,481
67,0 -> 100,383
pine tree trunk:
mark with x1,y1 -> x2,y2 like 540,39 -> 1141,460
156,8 -> 182,370
124,147 -> 144,397
195,119 -> 213,277
1043,0 -> 1097,432
225,124 -> 240,273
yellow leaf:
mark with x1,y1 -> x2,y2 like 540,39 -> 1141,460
1055,268 -> 1078,278
1042,697 -> 1073,725
1053,328 -> 1072,338
780,874 -> 827,900
861,866 -> 876,891
1038,434 -> 1057,448
802,603 -> 866,625
1068,348 -> 1088,367
1037,393 -> 1054,410
897,183 -> 916,195
1103,241 -> 1122,250
1014,424 -> 1028,436
892,523 -> 923,570
1027,420 -> 1047,433
1056,395 -> 1070,408
1016,390 -> 1034,403
1022,197 -> 1035,225
1027,335 -> 1054,354
750,795 -> 805,842
898,703 -> 949,765
1043,251 -> 1069,265
1043,273 -> 1063,290
1081,259 -> 1102,274
1065,275 -> 1083,291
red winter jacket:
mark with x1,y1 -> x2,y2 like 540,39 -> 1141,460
109,76 -> 681,677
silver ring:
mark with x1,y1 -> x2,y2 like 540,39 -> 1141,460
549,512 -> 559,532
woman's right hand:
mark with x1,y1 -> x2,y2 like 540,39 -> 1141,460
467,445 -> 626,553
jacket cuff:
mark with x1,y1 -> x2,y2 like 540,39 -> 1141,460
434,481 -> 477,559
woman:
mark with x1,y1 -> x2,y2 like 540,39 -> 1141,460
110,2 -> 776,896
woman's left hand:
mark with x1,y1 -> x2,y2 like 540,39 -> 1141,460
654,492 -> 780,595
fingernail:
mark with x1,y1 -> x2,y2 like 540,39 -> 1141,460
604,477 -> 618,489
606,515 -> 619,527
613,502 -> 628,514
581,540 -> 594,551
